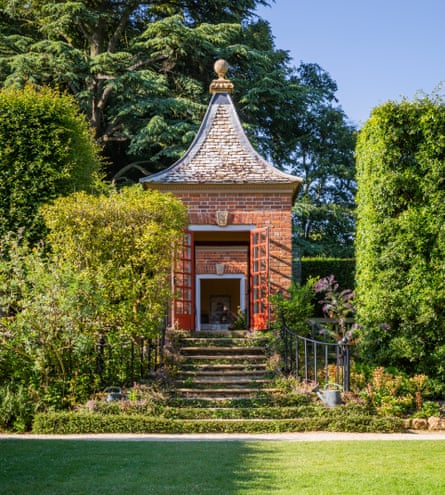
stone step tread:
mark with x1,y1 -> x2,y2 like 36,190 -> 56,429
182,354 -> 267,360
177,400 -> 262,403
181,364 -> 268,370
179,368 -> 269,377
178,338 -> 268,345
176,378 -> 273,385
171,397 -> 271,403
175,331 -> 256,337
176,383 -> 272,390
180,346 -> 265,353
175,388 -> 280,393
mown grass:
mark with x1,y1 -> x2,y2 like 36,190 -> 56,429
1,439 -> 444,494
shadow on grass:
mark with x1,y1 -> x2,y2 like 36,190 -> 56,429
3,439 -> 445,494
0,439 -> 276,495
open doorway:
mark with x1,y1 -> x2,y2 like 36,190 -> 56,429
196,275 -> 246,331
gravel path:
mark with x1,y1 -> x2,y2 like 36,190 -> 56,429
2,431 -> 445,441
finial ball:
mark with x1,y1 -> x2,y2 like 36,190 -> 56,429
214,59 -> 229,79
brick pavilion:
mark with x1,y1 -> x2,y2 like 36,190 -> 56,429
141,60 -> 302,331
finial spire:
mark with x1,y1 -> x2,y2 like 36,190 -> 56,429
209,59 -> 234,94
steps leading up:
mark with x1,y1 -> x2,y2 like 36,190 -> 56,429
172,332 -> 275,400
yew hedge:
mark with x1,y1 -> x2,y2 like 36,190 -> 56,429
355,97 -> 445,380
0,86 -> 103,243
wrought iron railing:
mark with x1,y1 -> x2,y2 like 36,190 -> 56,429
280,314 -> 352,391
95,316 -> 167,387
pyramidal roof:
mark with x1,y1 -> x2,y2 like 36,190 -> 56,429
140,60 -> 301,188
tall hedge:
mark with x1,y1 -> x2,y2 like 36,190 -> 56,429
300,258 -> 355,290
0,86 -> 103,242
355,97 -> 445,379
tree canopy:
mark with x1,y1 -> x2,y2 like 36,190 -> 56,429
0,0 -> 357,254
0,0 -> 282,172
355,96 -> 445,380
288,64 -> 357,258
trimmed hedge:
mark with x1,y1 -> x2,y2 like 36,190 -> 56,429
0,86 -> 102,243
32,411 -> 405,434
301,258 -> 355,289
356,98 -> 445,380
79,403 -> 372,420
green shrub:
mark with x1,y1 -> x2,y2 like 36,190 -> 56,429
32,411 -> 405,434
412,401 -> 441,419
301,258 -> 355,289
0,385 -> 35,432
355,97 -> 445,380
271,281 -> 315,334
0,86 -> 103,243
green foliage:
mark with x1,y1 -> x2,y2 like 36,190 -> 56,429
300,257 -> 355,289
0,187 -> 188,413
271,281 -> 315,335
0,384 -> 35,432
413,401 -> 441,419
290,63 -> 357,258
32,410 -> 404,434
355,96 -> 445,380
0,86 -> 103,242
0,1 -> 292,170
41,185 -> 188,337
0,239 -> 104,409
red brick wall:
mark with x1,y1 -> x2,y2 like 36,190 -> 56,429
195,247 -> 248,275
174,191 -> 294,294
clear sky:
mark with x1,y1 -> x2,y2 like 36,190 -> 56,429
255,0 -> 445,127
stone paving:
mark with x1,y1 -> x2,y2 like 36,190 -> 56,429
2,431 -> 445,441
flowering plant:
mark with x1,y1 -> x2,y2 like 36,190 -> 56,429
314,275 -> 356,341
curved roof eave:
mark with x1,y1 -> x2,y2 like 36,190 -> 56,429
140,92 -> 302,187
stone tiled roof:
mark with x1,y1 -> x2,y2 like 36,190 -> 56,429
140,89 -> 301,187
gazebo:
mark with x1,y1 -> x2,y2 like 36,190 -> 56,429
141,60 -> 301,331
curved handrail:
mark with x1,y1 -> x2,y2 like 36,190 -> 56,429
279,313 -> 351,391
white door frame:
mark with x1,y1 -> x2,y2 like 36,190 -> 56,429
196,274 -> 246,332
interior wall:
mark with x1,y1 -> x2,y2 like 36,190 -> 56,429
200,278 -> 241,324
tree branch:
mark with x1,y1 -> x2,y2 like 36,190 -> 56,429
97,85 -> 114,110
107,2 -> 139,53
127,53 -> 168,72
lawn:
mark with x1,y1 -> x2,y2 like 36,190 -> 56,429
1,439 -> 444,494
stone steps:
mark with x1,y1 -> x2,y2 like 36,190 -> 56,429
173,332 -> 273,401
174,388 -> 281,399
180,364 -> 268,372
178,370 -> 270,379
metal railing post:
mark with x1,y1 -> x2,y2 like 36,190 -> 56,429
280,314 -> 353,391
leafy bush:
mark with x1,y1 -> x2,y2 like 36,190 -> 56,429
0,385 -> 35,432
301,258 -> 355,290
32,411 -> 405,434
413,401 -> 441,419
272,281 -> 315,335
353,366 -> 442,417
0,187 -> 187,412
355,97 -> 445,380
0,86 -> 103,243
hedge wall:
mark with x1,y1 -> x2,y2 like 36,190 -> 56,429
355,97 -> 445,380
300,258 -> 355,289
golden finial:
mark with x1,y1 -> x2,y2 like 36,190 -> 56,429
209,59 -> 234,94
214,59 -> 229,79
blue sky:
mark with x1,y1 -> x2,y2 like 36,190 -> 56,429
255,0 -> 445,127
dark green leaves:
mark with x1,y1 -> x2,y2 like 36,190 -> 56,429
356,97 -> 445,379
